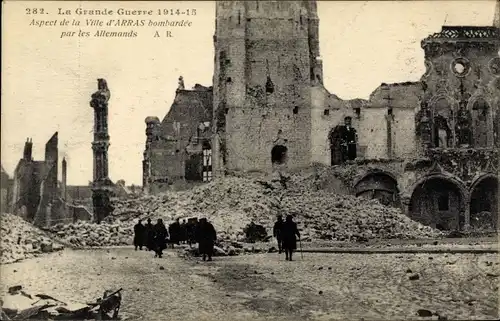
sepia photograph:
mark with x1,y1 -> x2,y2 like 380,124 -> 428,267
1,0 -> 499,320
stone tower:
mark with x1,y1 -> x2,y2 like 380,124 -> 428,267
90,78 -> 114,223
212,1 -> 323,176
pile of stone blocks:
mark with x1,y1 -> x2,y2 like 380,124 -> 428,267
46,175 -> 443,248
0,213 -> 64,264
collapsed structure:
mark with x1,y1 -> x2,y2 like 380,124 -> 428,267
144,0 -> 499,231
8,134 -> 92,226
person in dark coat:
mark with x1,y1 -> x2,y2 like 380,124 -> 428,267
273,215 -> 284,254
144,218 -> 155,251
281,215 -> 300,261
180,219 -> 187,244
340,116 -> 357,161
133,219 -> 145,251
187,218 -> 198,247
195,218 -> 217,261
168,218 -> 181,248
153,219 -> 169,258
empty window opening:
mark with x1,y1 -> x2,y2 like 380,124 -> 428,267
293,106 -> 299,114
175,149 -> 180,153
238,10 -> 241,24
271,145 -> 288,165
324,109 -> 330,116
225,108 -> 229,114
354,108 -> 361,118
227,77 -> 232,83
438,194 -> 449,211
388,108 -> 393,116
202,144 -> 212,182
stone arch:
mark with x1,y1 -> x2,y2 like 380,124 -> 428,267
353,170 -> 400,207
468,174 -> 498,229
408,174 -> 467,231
271,145 -> 288,165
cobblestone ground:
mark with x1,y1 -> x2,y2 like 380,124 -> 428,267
1,248 -> 498,320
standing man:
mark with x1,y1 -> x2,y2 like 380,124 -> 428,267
341,116 -> 357,161
153,219 -> 169,258
133,219 -> 145,251
281,215 -> 300,261
144,218 -> 154,251
180,219 -> 187,244
273,215 -> 284,254
195,218 -> 217,261
168,218 -> 181,248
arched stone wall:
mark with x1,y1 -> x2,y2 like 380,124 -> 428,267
407,174 -> 468,231
353,170 -> 400,207
468,173 -> 498,229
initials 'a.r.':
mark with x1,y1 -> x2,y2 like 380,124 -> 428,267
154,30 -> 172,38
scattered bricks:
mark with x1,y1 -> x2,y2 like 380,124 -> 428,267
43,174 -> 443,249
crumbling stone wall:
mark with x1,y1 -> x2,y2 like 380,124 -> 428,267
212,1 -> 321,175
418,26 -> 499,151
144,87 -> 213,193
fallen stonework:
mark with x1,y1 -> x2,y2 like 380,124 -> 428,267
1,285 -> 122,320
0,213 -> 64,264
46,176 -> 443,248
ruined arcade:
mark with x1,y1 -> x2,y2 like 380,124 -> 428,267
143,0 -> 499,232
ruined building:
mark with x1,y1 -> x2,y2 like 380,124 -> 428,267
90,78 -> 115,223
10,133 -> 68,226
143,80 -> 213,193
144,0 -> 499,231
1,165 -> 13,213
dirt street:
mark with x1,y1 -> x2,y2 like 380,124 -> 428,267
1,248 -> 498,320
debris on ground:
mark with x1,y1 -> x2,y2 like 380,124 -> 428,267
0,213 -> 64,264
44,175 -> 444,248
0,285 -> 122,320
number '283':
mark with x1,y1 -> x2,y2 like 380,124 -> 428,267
26,8 -> 45,14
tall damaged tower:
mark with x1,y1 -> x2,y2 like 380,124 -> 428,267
90,78 -> 114,223
212,1 -> 323,176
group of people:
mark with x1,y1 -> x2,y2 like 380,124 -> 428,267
273,214 -> 301,261
133,217 -> 217,261
133,218 -> 169,258
134,214 -> 301,261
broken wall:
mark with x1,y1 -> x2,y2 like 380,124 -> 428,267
213,1 -> 317,174
144,87 -> 213,193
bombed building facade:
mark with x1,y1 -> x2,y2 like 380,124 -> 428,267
10,133 -> 66,226
143,1 -> 499,231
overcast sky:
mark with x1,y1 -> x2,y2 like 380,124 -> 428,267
2,1 -> 497,185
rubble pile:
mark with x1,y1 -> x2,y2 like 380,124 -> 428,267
1,285 -> 122,320
48,174 -> 443,248
281,190 -> 442,241
0,213 -> 64,264
48,222 -> 134,247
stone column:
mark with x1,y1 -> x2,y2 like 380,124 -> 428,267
463,204 -> 471,231
89,79 -> 113,223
